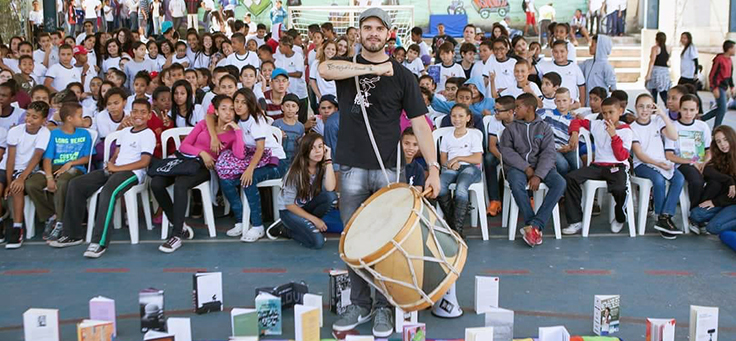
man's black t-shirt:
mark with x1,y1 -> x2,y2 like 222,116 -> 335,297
432,34 -> 457,61
334,55 -> 428,170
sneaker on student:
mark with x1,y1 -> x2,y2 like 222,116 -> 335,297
0,226 -> 5,244
47,222 -> 64,242
83,243 -> 106,258
42,216 -> 56,240
5,227 -> 23,249
611,220 -> 624,233
486,200 -> 501,217
654,215 -> 683,235
521,226 -> 541,247
226,223 -> 243,237
659,230 -> 677,240
266,220 -> 290,240
372,307 -> 394,338
332,304 -> 372,331
49,236 -> 84,248
241,226 -> 265,242
159,236 -> 182,253
562,222 -> 582,235
688,220 -> 706,235
181,224 -> 194,240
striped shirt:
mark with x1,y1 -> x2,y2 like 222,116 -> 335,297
540,108 -> 575,149
261,90 -> 284,120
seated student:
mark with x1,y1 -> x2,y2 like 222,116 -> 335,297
392,46 -> 407,64
541,87 -> 579,176
630,93 -> 683,238
276,133 -> 337,249
689,126 -> 736,235
125,71 -> 153,112
579,34 -> 616,104
484,95 -> 515,217
148,86 -> 174,159
322,95 -> 340,171
435,86 -> 485,133
107,69 -> 128,91
551,23 -> 578,63
151,95 -> 244,253
436,104 -> 483,238
537,40 -> 586,108
220,88 -> 288,241
563,97 -> 634,235
401,127 -> 425,190
438,77 -> 464,102
492,59 -> 543,106
665,94 -> 711,218
610,90 -> 636,123
91,87 -> 129,168
499,93 -> 565,246
459,42 -> 477,79
540,71 -> 562,110
1,101 -> 49,248
44,44 -> 81,93
0,81 -> 25,131
484,37 -> 517,96
185,69 -> 206,104
28,102 -> 91,241
170,80 -> 205,127
420,87 -> 442,122
665,84 -> 691,120
124,42 -> 157,92
436,42 -> 466,93
172,41 -> 191,68
583,86 -> 607,118
51,99 -> 155,257
434,77 -> 495,124
259,68 -> 290,120
470,40 -> 493,80
312,94 -> 338,136
403,44 -> 425,77
273,94 -> 305,165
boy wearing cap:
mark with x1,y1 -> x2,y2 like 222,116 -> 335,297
275,35 -> 308,123
259,68 -> 290,120
319,7 -> 440,338
272,94 -> 305,165
45,44 -> 83,93
73,46 -> 96,94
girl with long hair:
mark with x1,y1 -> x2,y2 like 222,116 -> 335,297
102,39 -> 122,74
645,32 -> 672,103
192,33 -> 217,69
678,32 -> 699,85
170,80 -> 204,127
309,40 -> 337,100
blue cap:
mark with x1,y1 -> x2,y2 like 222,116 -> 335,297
320,94 -> 338,106
271,68 -> 289,80
161,21 -> 173,34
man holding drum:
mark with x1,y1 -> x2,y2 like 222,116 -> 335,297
319,8 -> 441,337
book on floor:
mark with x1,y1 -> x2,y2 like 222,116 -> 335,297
690,305 -> 719,341
231,308 -> 259,338
23,308 -> 60,341
255,281 -> 309,309
646,318 -> 676,341
593,295 -> 620,336
402,323 -> 426,341
475,276 -> 500,314
484,307 -> 514,341
142,330 -> 175,341
538,325 -> 570,341
329,269 -> 351,315
255,292 -> 282,335
302,293 -> 323,327
395,306 -> 419,333
139,288 -> 165,333
465,326 -> 494,341
166,317 -> 192,341
193,272 -> 223,314
294,304 -> 320,341
345,336 -> 375,341
89,296 -> 116,337
76,319 -> 113,341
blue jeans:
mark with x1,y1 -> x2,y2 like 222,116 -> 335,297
438,164 -> 482,202
219,159 -> 288,227
690,205 -> 736,234
506,167 -> 566,231
555,150 -> 579,177
634,165 -> 685,216
484,153 -> 501,201
279,191 -> 338,249
702,87 -> 727,127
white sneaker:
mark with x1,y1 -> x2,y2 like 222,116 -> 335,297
226,223 -> 243,237
562,222 -> 582,235
241,226 -> 265,242
611,221 -> 624,233
182,224 -> 194,240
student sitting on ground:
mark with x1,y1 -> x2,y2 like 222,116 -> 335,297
485,95 -> 515,217
563,97 -> 634,235
500,93 -> 565,247
541,87 -> 579,176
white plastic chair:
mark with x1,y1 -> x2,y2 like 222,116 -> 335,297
242,126 -> 285,229
433,114 -> 446,130
432,127 -> 489,240
85,129 -> 153,244
630,176 -> 690,235
25,129 -> 98,239
159,127 -> 218,239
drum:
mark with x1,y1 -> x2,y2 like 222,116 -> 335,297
339,183 -> 467,312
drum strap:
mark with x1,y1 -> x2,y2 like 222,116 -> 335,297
353,54 -> 401,185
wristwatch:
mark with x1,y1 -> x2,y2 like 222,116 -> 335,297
429,162 -> 441,171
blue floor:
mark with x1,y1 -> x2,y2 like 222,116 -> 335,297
1,209 -> 735,341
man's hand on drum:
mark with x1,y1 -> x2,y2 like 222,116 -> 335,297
425,164 -> 441,199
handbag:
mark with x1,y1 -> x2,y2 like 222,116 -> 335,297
215,146 -> 275,180
148,151 -> 203,177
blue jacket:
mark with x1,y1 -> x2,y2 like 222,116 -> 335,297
431,76 -> 496,117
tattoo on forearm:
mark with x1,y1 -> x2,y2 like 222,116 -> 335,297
326,63 -> 374,73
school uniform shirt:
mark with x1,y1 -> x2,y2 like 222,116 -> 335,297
500,82 -> 542,99
486,114 -> 508,141
174,104 -> 205,127
0,106 -> 26,131
147,54 -> 166,72
124,94 -> 152,112
115,126 -> 156,183
438,63 -> 465,95
83,0 -> 100,19
93,109 -> 128,139
237,114 -> 286,159
123,58 -> 156,90
171,54 -> 190,67
272,118 -> 305,162
0,127 -> 8,150
631,115 -> 675,179
680,45 -> 699,79
484,56 -> 517,96
403,58 -> 424,77
570,118 -> 633,167
536,60 -> 585,102
309,60 -> 336,98
0,124 -> 51,171
470,59 -> 489,80
6,58 -> 48,84
81,97 -> 97,121
275,51 -> 308,99
43,128 -> 93,173
540,109 -> 576,149
102,56 -> 121,73
219,51 -> 260,72
440,129 -> 483,166
541,95 -> 555,110
417,41 -> 431,60
191,52 -> 212,70
46,63 -> 82,91
77,64 -> 98,93
664,120 -> 712,164
33,48 -> 59,67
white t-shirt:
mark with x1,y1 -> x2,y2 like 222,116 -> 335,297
403,58 -> 424,77
0,127 -> 8,150
220,51 -> 260,72
0,106 -> 26,131
102,57 -> 121,73
77,64 -> 97,93
539,4 -> 556,20
76,32 -> 89,45
34,48 -> 59,67
631,115 -> 674,178
30,10 -> 44,26
171,54 -> 190,67
541,95 -> 556,110
525,0 -> 536,12
664,120 -> 712,163
309,60 -> 336,98
417,41 -> 431,59
0,124 -> 50,171
470,59 -> 489,80
174,104 -> 205,127
45,63 -> 82,92
500,82 -> 543,99
484,56 -> 517,96
93,109 -> 128,139
438,63 -> 466,95
238,115 -> 286,159
114,126 -> 156,183
104,4 -> 113,20
83,0 -> 100,18
537,60 -> 585,101
486,115 -> 507,140
439,129 -> 483,165
680,45 -> 699,79
124,94 -> 152,112
275,51 -> 308,99
587,119 -> 634,167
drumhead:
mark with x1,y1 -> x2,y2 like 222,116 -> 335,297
343,186 -> 415,260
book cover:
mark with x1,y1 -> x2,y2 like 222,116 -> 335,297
402,323 -> 426,341
475,276 -> 500,314
593,295 -> 620,336
465,326 -> 494,341
302,293 -> 323,327
139,288 -> 165,333
255,292 -> 282,335
394,306 -> 419,333
193,272 -> 223,314
143,330 -> 175,341
690,305 -> 719,341
23,308 -> 60,341
231,308 -> 259,337
646,318 -> 676,341
538,325 -> 570,341
255,281 -> 309,309
329,269 -> 351,315
345,336 -> 375,341
76,319 -> 113,341
166,317 -> 192,341
484,307 -> 514,341
294,304 -> 320,341
89,296 -> 116,337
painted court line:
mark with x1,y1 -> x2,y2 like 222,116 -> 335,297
484,269 -> 530,275
163,267 -> 208,273
85,268 -> 130,273
242,268 -> 287,273
565,269 -> 612,275
3,269 -> 50,275
645,270 -> 693,276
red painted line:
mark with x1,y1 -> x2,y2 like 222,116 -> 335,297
645,270 -> 692,276
4,269 -> 50,275
484,269 -> 530,275
242,268 -> 287,274
724,272 -> 736,277
162,268 -> 207,273
85,268 -> 130,273
565,269 -> 612,275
